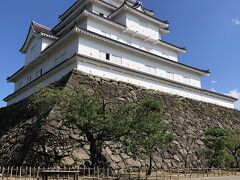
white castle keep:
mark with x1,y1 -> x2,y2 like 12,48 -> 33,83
4,0 -> 238,108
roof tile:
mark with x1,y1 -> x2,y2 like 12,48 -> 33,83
31,21 -> 56,37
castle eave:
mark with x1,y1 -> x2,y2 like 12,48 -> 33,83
108,2 -> 168,28
74,27 -> 210,76
8,25 -> 209,83
54,0 -> 118,33
4,54 -> 77,102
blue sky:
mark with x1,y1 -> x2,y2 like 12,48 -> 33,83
0,0 -> 239,109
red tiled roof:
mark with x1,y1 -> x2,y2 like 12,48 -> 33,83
20,21 -> 57,53
31,21 -> 55,37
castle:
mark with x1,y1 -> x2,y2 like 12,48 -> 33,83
4,0 -> 237,108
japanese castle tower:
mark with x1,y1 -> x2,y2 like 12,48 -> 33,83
4,0 -> 237,108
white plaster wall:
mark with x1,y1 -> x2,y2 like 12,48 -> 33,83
15,37 -> 78,91
77,36 -> 201,87
25,37 -> 55,66
8,62 -> 77,105
76,59 -> 234,108
112,13 -> 127,26
59,1 -> 113,31
25,37 -> 42,66
86,18 -> 178,61
150,45 -> 178,62
126,13 -> 160,40
90,3 -> 113,17
42,38 -> 55,51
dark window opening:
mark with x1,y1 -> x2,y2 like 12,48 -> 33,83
106,53 -> 110,60
27,75 -> 32,83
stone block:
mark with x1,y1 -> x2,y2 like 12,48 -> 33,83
71,148 -> 90,160
60,157 -> 74,166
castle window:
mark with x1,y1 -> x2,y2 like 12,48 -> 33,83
184,76 -> 190,84
167,71 -> 174,79
99,51 -> 105,59
106,53 -> 110,60
102,31 -> 111,38
112,55 -> 122,64
99,51 -> 110,61
99,13 -> 105,17
36,68 -> 43,78
145,65 -> 156,74
27,75 -> 32,83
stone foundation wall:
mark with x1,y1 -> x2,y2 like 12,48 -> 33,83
0,70 -> 239,169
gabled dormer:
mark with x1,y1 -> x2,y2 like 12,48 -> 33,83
109,1 -> 169,41
58,0 -> 154,22
103,0 -> 154,16
20,21 -> 58,66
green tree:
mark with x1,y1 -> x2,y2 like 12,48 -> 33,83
225,133 -> 240,168
123,98 -> 174,175
28,86 -> 65,118
29,87 -> 172,169
203,128 -> 233,168
30,87 -> 134,167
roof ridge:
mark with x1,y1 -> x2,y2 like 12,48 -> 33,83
125,0 -> 154,13
31,20 -> 52,30
108,2 -> 168,26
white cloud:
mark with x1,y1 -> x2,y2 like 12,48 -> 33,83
227,89 -> 240,110
232,19 -> 240,25
210,87 -> 216,92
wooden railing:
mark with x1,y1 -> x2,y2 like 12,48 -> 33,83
0,166 -> 240,179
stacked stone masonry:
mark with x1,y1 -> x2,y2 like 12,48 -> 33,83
0,70 -> 239,169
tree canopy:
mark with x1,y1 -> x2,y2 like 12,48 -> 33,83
29,86 -> 173,170
122,98 -> 174,175
203,127 -> 240,168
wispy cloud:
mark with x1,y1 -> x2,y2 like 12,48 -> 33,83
209,87 -> 216,92
211,80 -> 218,84
227,89 -> 240,110
232,19 -> 240,25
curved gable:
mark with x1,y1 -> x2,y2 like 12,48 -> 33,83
20,21 -> 57,53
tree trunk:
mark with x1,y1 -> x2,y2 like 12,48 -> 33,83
184,155 -> 188,168
147,154 -> 153,176
234,154 -> 239,168
89,139 -> 103,168
85,131 -> 103,168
